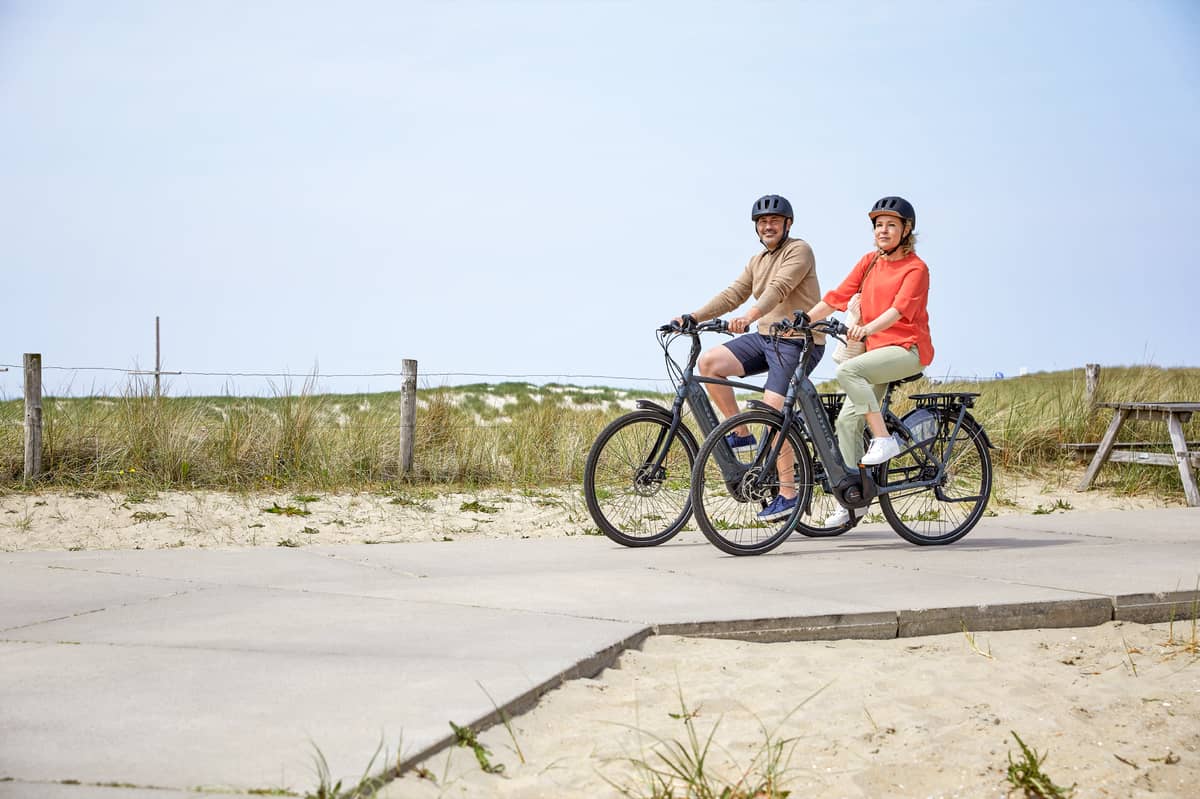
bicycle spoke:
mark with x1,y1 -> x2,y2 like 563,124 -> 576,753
691,412 -> 813,555
879,409 -> 992,545
584,412 -> 696,546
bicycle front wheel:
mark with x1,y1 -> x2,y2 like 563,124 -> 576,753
877,410 -> 992,545
583,411 -> 697,547
690,411 -> 814,556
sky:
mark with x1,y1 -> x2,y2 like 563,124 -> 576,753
2,0 -> 1198,397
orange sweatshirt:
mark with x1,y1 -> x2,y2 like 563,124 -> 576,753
823,251 -> 934,366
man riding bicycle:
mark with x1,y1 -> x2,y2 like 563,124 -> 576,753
674,194 -> 826,521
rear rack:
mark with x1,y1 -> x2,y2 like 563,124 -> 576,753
819,392 -> 846,423
910,392 -> 980,410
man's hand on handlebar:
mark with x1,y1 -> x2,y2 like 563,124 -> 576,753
728,316 -> 753,334
662,313 -> 696,332
660,315 -> 732,334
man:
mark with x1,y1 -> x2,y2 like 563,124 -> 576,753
675,194 -> 825,520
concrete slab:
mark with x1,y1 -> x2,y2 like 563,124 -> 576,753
0,507 -> 1197,797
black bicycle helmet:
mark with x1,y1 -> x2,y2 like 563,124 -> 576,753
868,196 -> 916,229
751,194 -> 794,221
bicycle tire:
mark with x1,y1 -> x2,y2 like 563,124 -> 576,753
690,410 -> 814,556
877,409 -> 992,545
583,410 -> 698,547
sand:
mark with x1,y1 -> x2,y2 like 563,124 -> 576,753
2,472 -> 1195,797
0,467 -> 1178,553
384,622 -> 1200,798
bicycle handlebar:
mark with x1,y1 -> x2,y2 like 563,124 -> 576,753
769,311 -> 850,340
659,316 -> 733,335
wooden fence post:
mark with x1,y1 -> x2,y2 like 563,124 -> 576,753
24,353 -> 43,482
399,359 -> 417,475
1085,363 -> 1100,408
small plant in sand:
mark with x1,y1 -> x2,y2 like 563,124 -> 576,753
304,737 -> 405,799
1005,730 -> 1075,798
961,621 -> 994,660
1161,583 -> 1200,658
602,687 -> 807,799
264,502 -> 311,517
449,720 -> 505,774
478,680 -> 526,765
1032,499 -> 1073,515
459,500 -> 500,514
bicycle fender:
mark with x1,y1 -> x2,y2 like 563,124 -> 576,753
634,399 -> 673,418
744,399 -> 782,418
976,426 -> 996,450
962,413 -> 996,449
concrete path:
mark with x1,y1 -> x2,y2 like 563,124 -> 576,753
1,508 -> 1197,798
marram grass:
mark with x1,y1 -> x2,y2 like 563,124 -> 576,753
1,367 -> 1197,495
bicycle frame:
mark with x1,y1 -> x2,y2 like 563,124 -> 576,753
641,326 -> 764,486
756,318 -> 973,511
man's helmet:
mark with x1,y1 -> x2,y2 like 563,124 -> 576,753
868,196 -> 916,229
751,194 -> 794,221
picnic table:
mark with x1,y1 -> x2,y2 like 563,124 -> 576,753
1075,402 -> 1200,506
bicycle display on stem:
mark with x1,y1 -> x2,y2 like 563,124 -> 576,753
689,310 -> 995,555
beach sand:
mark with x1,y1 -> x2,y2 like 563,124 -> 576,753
0,467 -> 1178,553
386,622 -> 1200,798
2,472 -> 1196,797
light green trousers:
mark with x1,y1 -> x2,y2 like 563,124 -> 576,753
834,345 -> 923,467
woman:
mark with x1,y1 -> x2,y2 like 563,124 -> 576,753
805,196 -> 934,526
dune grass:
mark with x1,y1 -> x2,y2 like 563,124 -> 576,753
1,366 -> 1197,496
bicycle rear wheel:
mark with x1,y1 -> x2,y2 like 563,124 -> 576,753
690,411 -> 814,556
583,410 -> 697,547
877,410 -> 992,545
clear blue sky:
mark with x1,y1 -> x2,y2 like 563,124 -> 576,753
3,0 -> 1198,397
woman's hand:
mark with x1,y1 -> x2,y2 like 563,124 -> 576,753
847,323 -> 870,342
729,316 -> 752,333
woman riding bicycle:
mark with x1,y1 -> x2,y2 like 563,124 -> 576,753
805,196 -> 934,526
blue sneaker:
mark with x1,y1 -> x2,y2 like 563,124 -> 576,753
725,432 -> 757,454
757,494 -> 798,521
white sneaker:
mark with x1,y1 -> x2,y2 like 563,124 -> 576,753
823,505 -> 867,527
860,435 -> 901,465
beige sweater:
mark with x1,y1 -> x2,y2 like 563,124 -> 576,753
692,238 -> 824,342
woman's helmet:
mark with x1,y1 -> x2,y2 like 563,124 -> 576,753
868,196 -> 916,229
751,194 -> 794,221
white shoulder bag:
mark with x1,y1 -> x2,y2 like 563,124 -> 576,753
831,293 -> 865,364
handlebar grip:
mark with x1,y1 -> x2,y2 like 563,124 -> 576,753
826,319 -> 849,336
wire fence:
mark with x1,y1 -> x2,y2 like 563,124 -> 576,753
0,360 -> 1034,398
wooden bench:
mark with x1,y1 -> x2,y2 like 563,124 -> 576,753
1075,402 -> 1200,506
1062,440 -> 1200,457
